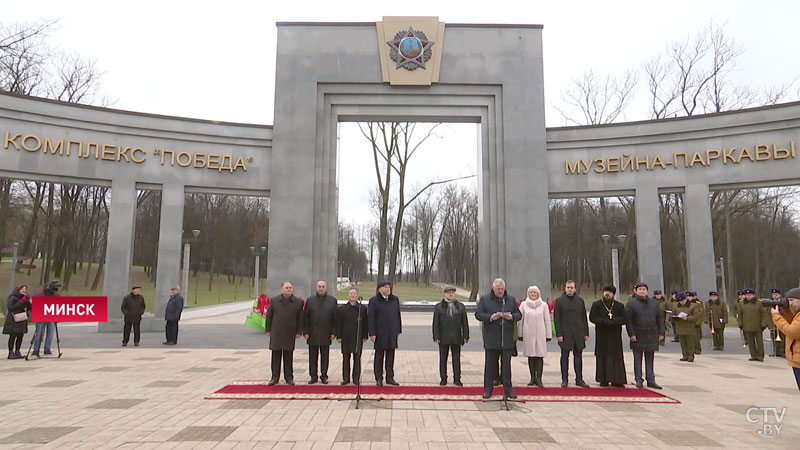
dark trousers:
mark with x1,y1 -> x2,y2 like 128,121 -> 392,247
794,367 -> 800,391
484,348 -> 512,394
123,319 -> 141,344
678,335 -> 695,360
711,327 -> 725,350
560,344 -> 584,381
632,349 -> 656,384
7,333 -> 23,353
374,348 -> 396,381
694,326 -> 702,354
165,320 -> 179,343
670,317 -> 678,340
271,349 -> 294,381
342,351 -> 361,383
744,330 -> 764,360
438,344 -> 461,380
308,344 -> 330,380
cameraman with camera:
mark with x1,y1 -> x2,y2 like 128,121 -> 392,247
769,287 -> 800,391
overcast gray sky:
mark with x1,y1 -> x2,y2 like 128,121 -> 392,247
6,0 -> 800,225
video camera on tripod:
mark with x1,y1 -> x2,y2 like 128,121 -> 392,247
25,279 -> 63,360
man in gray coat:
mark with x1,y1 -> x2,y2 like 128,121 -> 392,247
304,280 -> 338,384
266,281 -> 304,385
625,282 -> 664,389
553,280 -> 589,387
164,286 -> 183,345
475,278 -> 520,399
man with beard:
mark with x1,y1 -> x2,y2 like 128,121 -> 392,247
368,280 -> 402,386
553,280 -> 589,388
707,291 -> 728,351
304,280 -> 338,384
673,292 -> 701,362
266,281 -> 304,385
589,285 -> 627,387
475,278 -> 520,399
738,288 -> 768,362
625,282 -> 664,389
336,287 -> 368,385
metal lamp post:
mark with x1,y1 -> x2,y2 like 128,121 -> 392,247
250,246 -> 266,299
182,229 -> 201,306
601,233 -> 627,299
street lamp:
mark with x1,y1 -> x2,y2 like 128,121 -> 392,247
250,245 -> 266,299
601,233 -> 627,299
182,229 -> 201,306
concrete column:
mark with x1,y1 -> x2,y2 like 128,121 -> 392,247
635,185 -> 665,290
153,183 -> 184,320
98,179 -> 137,332
684,183 -> 717,296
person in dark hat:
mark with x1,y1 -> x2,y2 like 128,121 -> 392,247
768,288 -> 786,357
706,291 -> 728,351
769,287 -> 800,391
121,286 -> 145,347
625,282 -> 664,389
673,292 -> 700,361
738,288 -> 768,361
589,285 -> 626,387
368,280 -> 402,386
687,291 -> 704,355
433,285 -> 469,386
653,290 -> 667,346
734,289 -> 746,348
669,290 -> 679,342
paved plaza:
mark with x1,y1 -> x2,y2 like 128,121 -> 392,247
1,305 -> 798,449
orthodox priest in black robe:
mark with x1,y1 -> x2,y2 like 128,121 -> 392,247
589,285 -> 627,387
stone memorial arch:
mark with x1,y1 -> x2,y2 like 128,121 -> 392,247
1,18 -> 799,332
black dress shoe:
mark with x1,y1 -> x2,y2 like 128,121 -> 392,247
560,380 -> 568,388
505,391 -> 517,399
482,392 -> 491,399
635,382 -> 644,388
321,377 -> 329,384
748,358 -> 757,361
268,378 -> 278,386
536,379 -> 543,388
440,378 -> 447,386
454,379 -> 463,387
647,382 -> 663,390
687,357 -> 694,362
134,343 -> 139,347
308,378 -> 318,384
286,379 -> 295,386
680,357 -> 688,361
527,379 -> 535,386
575,379 -> 589,388
386,379 -> 399,386
340,380 -> 350,385
376,380 -> 383,386
611,383 -> 625,388
162,341 -> 170,345
600,382 -> 609,387
122,342 -> 127,347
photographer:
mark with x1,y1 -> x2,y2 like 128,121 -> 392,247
770,287 -> 800,391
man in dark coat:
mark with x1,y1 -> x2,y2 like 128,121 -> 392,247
266,281 -> 304,385
336,287 -> 368,385
589,285 -> 627,387
164,286 -> 184,345
433,285 -> 469,386
304,280 -> 338,384
475,278 -> 521,399
368,280 -> 402,386
121,286 -> 145,347
625,282 -> 664,389
553,280 -> 589,387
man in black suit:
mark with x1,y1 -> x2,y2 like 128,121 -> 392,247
475,278 -> 521,399
368,280 -> 402,386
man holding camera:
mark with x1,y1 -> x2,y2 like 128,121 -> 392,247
738,288 -> 768,362
770,287 -> 800,391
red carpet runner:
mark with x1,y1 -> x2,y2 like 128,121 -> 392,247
206,382 -> 679,403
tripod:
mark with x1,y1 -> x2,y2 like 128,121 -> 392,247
25,322 -> 62,360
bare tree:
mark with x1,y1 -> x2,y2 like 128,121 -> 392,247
556,68 -> 638,125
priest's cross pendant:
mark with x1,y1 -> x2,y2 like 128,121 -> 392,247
608,312 -> 613,319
